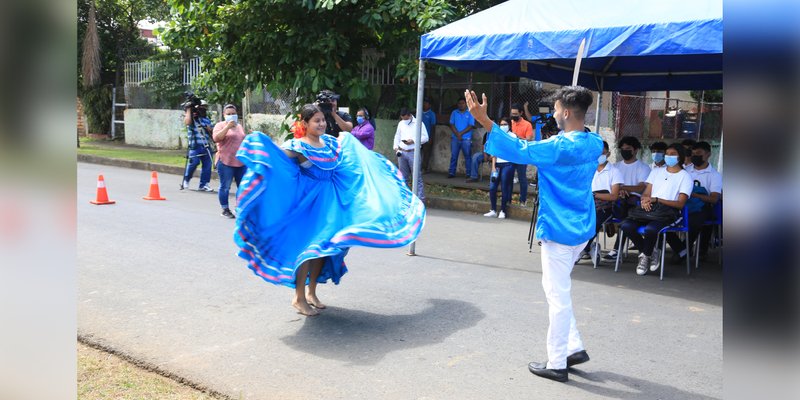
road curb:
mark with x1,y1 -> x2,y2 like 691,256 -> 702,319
78,154 -> 533,221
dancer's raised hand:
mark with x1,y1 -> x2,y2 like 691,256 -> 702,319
464,89 -> 493,130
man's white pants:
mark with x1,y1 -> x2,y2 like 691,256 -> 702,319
540,239 -> 588,369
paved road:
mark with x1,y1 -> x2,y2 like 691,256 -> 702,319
78,162 -> 723,400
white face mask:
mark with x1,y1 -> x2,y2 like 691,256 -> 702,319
225,114 -> 238,123
499,125 -> 510,133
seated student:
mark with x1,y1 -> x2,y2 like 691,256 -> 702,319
467,124 -> 492,183
483,118 -> 516,219
649,141 -> 668,169
602,136 -> 651,262
666,141 -> 722,262
681,138 -> 697,172
620,143 -> 693,276
579,140 -> 622,260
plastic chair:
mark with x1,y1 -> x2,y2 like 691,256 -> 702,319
614,205 -> 691,280
695,199 -> 723,269
592,212 -> 614,269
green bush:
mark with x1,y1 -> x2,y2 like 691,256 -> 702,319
81,85 -> 111,134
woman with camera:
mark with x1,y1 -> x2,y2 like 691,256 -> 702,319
233,104 -> 426,316
483,118 -> 516,219
212,104 -> 246,219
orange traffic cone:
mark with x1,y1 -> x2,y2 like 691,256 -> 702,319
143,171 -> 166,200
89,175 -> 116,205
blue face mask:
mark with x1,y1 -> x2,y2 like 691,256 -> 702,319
356,116 -> 365,125
597,154 -> 607,165
652,152 -> 664,163
664,155 -> 679,167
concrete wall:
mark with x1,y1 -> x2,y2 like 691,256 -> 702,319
124,109 -> 186,149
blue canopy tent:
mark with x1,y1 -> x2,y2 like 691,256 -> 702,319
405,0 -> 722,253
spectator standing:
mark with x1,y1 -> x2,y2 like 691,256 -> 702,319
212,104 -> 247,218
421,98 -> 437,172
482,118 -> 515,219
351,108 -> 375,150
393,108 -> 429,200
182,101 -> 215,192
448,98 -> 476,178
510,104 -> 533,206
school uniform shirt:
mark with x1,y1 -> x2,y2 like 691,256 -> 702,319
646,167 -> 693,201
690,164 -> 723,194
592,163 -> 623,192
614,159 -> 651,196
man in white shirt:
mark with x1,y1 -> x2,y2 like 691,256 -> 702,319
649,141 -> 667,169
393,107 -> 429,201
666,141 -> 722,262
602,136 -> 651,262
681,138 -> 696,172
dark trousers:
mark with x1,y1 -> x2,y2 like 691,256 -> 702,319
514,163 -> 528,203
666,208 -> 713,255
620,219 -> 674,256
489,163 -> 515,213
584,207 -> 613,252
611,200 -> 637,250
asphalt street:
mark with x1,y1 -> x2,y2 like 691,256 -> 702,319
78,162 -> 723,400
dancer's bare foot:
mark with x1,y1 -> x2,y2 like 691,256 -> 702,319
292,299 -> 319,316
306,293 -> 327,309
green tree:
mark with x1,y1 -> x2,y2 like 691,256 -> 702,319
160,0 -> 501,111
690,90 -> 723,103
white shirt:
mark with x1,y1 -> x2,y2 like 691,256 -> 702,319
393,116 -> 429,150
683,163 -> 694,173
690,163 -> 722,194
591,162 -> 623,192
646,167 -> 693,201
614,159 -> 651,196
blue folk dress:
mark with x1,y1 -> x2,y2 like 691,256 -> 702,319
234,131 -> 426,288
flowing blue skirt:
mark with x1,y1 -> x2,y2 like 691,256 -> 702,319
234,131 -> 426,288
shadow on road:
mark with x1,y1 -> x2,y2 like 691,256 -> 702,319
567,369 -> 721,400
280,298 -> 485,365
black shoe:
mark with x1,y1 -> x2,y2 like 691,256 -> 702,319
528,361 -> 568,382
566,350 -> 590,368
465,178 -> 478,183
447,174 -> 455,179
221,208 -> 236,219
670,252 -> 686,264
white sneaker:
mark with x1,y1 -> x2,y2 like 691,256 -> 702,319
498,211 -> 506,219
199,184 -> 214,192
636,253 -> 650,276
601,249 -> 618,262
513,177 -> 519,184
483,210 -> 497,217
180,180 -> 190,190
650,249 -> 661,271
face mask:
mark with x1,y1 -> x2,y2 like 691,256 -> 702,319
224,114 -> 238,123
691,155 -> 705,166
356,116 -> 365,125
665,155 -> 679,167
499,125 -> 510,133
597,154 -> 607,165
620,149 -> 634,161
652,152 -> 664,163
511,115 -> 520,121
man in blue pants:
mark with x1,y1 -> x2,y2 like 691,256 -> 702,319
466,86 -> 602,383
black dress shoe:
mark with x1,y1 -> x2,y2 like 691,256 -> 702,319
528,361 -> 568,382
566,350 -> 590,367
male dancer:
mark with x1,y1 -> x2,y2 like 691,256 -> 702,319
466,86 -> 602,382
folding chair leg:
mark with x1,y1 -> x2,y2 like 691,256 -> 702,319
685,232 -> 691,275
695,236 -> 701,270
615,231 -> 625,272
660,233 -> 667,280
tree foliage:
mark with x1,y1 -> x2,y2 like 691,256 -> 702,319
161,0 -> 500,108
690,90 -> 723,103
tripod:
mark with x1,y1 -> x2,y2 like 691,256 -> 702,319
527,172 -> 540,252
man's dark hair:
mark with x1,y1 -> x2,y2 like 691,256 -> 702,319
399,107 -> 412,116
649,141 -> 668,151
618,136 -> 642,150
510,103 -> 522,112
457,97 -> 466,103
692,141 -> 712,153
550,85 -> 593,116
681,138 -> 697,147
602,140 -> 609,151
668,143 -> 686,166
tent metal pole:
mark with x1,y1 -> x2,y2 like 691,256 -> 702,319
594,91 -> 603,133
408,58 -> 426,256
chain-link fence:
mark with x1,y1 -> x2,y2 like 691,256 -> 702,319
612,93 -> 723,142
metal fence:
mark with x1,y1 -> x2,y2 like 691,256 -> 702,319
612,93 -> 723,142
125,57 -> 202,86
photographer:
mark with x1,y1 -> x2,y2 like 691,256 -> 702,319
316,90 -> 353,137
181,94 -> 215,192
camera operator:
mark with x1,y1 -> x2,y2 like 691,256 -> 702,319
181,94 -> 215,191
316,90 -> 353,137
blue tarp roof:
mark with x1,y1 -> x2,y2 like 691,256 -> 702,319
420,0 -> 722,91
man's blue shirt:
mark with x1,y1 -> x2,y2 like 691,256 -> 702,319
422,109 -> 436,139
485,122 -> 603,246
449,109 -> 475,140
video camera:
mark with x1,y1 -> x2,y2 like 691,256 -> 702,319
182,91 -> 207,119
315,90 -> 339,115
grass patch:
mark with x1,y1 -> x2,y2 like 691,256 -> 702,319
78,140 -> 186,168
78,342 -> 216,399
